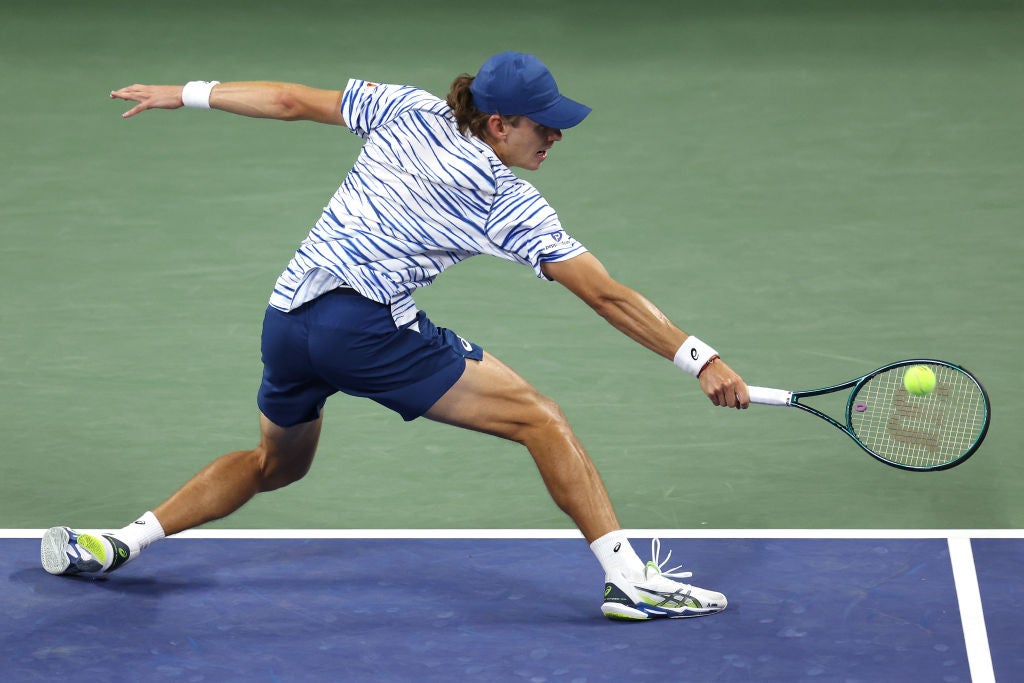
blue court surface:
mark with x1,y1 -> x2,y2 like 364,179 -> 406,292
2,531 -> 1020,682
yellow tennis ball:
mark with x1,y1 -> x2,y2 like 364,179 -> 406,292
903,365 -> 936,396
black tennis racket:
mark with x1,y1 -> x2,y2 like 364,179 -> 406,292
748,359 -> 990,471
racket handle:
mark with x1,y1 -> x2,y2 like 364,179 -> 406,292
747,386 -> 793,406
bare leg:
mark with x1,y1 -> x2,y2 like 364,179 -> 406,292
153,412 -> 323,535
425,352 -> 619,543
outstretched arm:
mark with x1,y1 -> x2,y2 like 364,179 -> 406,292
110,81 -> 346,126
542,252 -> 749,408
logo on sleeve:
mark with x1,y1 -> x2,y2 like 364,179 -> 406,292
541,230 -> 575,252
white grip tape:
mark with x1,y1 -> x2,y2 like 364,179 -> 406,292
182,80 -> 220,109
747,386 -> 793,406
673,336 -> 718,377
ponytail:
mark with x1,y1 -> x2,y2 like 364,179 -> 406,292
446,74 -> 521,140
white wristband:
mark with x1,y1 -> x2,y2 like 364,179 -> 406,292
181,80 -> 220,109
673,336 -> 719,378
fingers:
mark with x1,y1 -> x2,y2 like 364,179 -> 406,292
711,383 -> 748,409
736,381 -> 750,409
121,104 -> 147,119
724,379 -> 750,409
699,360 -> 750,409
110,85 -> 149,118
109,84 -> 144,102
108,84 -> 183,118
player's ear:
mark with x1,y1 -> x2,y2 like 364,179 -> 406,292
485,114 -> 508,142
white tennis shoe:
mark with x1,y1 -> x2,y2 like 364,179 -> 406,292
40,526 -> 132,576
601,539 -> 727,620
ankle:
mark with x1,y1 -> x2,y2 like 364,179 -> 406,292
116,511 -> 166,556
590,530 -> 645,582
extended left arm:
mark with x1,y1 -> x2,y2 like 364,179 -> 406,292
542,253 -> 749,408
110,81 -> 346,125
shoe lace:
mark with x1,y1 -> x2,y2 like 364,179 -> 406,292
649,538 -> 693,580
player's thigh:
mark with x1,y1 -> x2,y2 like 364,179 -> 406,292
423,351 -> 562,441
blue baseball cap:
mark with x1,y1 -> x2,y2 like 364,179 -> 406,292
470,51 -> 591,129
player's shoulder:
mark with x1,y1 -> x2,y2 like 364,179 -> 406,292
345,79 -> 445,113
344,79 -> 455,135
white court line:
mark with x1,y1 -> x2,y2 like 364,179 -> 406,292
3,528 -> 1024,539
948,537 -> 996,683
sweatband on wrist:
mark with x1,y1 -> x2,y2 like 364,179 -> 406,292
181,80 -> 220,109
673,336 -> 719,378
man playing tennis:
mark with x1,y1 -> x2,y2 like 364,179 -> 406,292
41,52 -> 749,621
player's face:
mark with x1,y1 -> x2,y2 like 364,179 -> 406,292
500,117 -> 563,170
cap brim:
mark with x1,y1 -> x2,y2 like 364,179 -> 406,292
528,95 -> 592,129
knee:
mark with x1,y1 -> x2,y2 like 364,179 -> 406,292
512,392 -> 573,445
252,445 -> 314,492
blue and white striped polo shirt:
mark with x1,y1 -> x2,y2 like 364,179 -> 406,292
268,79 -> 588,326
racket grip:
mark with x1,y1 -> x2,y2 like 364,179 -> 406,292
747,386 -> 793,406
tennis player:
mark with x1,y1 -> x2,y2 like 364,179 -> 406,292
41,52 -> 749,621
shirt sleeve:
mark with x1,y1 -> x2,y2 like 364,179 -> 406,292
341,79 -> 434,139
486,179 -> 588,280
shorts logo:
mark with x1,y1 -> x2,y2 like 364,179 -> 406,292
459,336 -> 473,352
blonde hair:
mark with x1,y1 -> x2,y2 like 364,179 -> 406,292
446,74 -> 521,140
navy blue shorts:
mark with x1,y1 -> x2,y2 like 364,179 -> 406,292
257,289 -> 483,427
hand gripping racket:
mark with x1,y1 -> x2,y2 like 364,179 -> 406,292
748,359 -> 990,471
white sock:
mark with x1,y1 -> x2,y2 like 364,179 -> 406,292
590,530 -> 645,582
115,511 -> 166,557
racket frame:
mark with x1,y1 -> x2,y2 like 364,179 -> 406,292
752,359 -> 991,472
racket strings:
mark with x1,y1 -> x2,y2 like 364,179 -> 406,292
850,364 -> 987,468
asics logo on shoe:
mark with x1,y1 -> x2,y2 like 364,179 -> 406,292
104,535 -> 132,573
602,539 -> 727,620
637,586 -> 702,609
